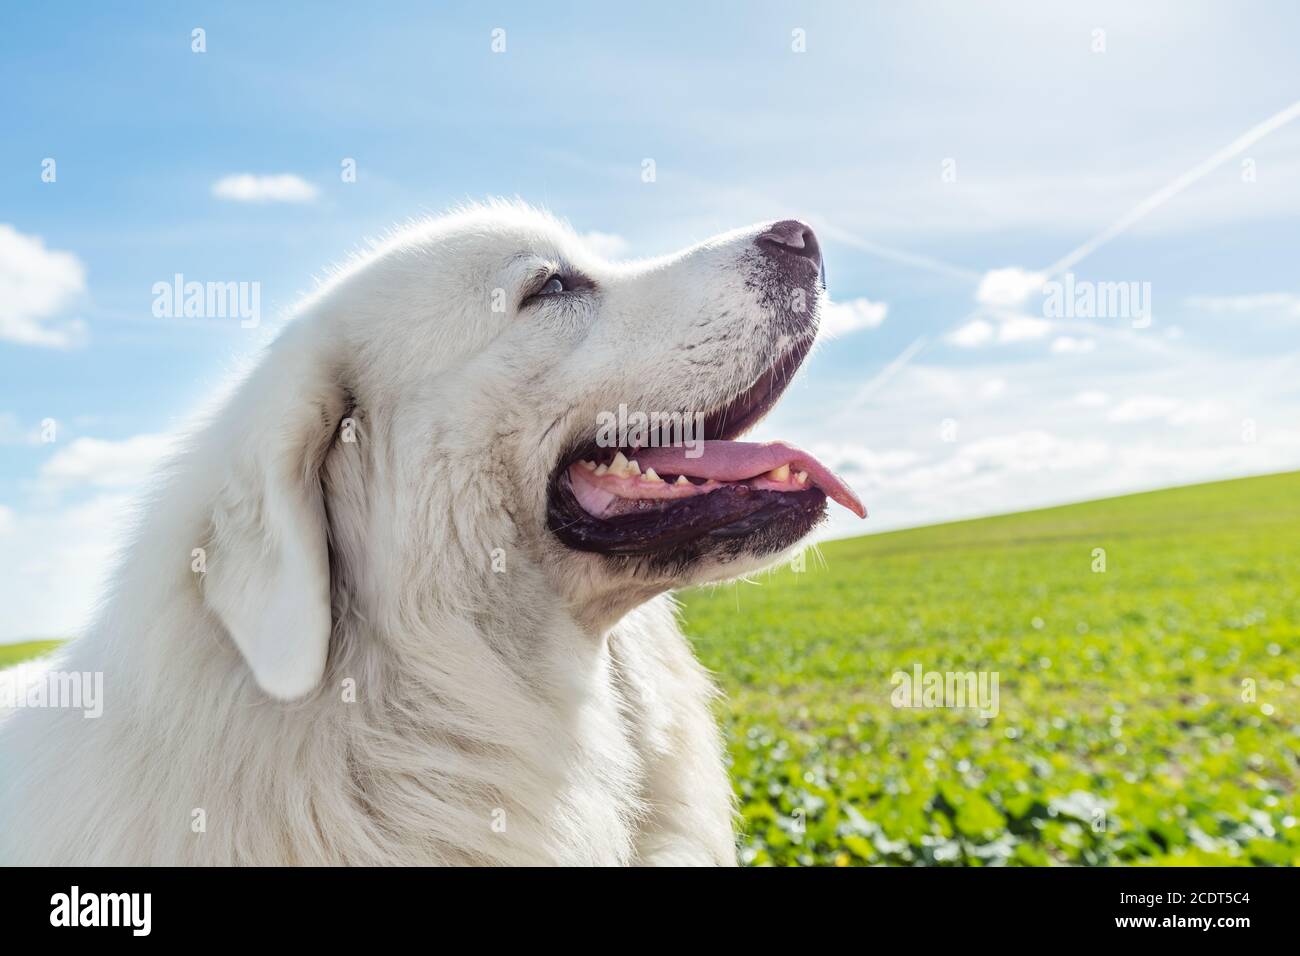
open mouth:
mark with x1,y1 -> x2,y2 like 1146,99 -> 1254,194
547,335 -> 866,559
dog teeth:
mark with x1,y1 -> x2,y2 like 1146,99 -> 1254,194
795,470 -> 808,484
580,460 -> 597,471
675,475 -> 690,486
594,464 -> 609,476
767,464 -> 790,482
643,468 -> 663,483
603,451 -> 645,478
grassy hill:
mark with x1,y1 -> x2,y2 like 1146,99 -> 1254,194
681,471 -> 1300,865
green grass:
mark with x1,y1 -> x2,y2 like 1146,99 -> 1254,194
681,471 -> 1300,866
5,474 -> 1296,865
0,639 -> 63,669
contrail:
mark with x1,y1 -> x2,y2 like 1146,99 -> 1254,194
834,335 -> 929,421
817,221 -> 983,282
1041,99 -> 1300,277
829,100 -> 1300,421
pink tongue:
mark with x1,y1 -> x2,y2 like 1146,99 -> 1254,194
632,441 -> 866,518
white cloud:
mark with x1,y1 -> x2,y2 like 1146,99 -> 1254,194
947,318 -> 995,347
950,313 -> 1052,347
998,315 -> 1052,343
0,431 -> 178,642
1051,335 -> 1097,354
976,267 -> 1045,307
1106,395 -> 1226,426
1185,292 -> 1300,315
822,297 -> 888,336
961,430 -> 1111,474
979,378 -> 1007,399
40,434 -> 174,490
0,224 -> 88,348
1168,399 -> 1228,426
803,336 -> 1300,541
1074,390 -> 1110,407
0,431 -> 175,639
212,173 -> 319,204
580,230 -> 629,259
833,430 -> 1113,509
1108,395 -> 1182,423
0,492 -> 137,640
812,443 -> 922,477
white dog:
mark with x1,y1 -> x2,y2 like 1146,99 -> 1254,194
0,202 -> 863,866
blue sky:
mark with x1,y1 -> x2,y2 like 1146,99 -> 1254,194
3,0 -> 1300,639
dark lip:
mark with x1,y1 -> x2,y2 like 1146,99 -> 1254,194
699,332 -> 815,443
548,480 -> 826,558
545,332 -> 824,557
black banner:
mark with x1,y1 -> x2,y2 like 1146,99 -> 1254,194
0,865 -> 1287,941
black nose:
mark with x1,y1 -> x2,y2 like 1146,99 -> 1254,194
757,219 -> 822,266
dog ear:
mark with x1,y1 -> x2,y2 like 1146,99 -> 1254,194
202,339 -> 347,701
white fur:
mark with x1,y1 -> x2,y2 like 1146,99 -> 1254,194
0,202 -> 814,865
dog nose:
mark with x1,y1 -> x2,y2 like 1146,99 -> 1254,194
757,220 -> 822,267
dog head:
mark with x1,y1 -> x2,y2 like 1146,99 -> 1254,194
201,202 -> 864,699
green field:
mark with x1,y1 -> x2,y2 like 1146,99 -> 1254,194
682,471 -> 1300,866
0,640 -> 62,670
4,473 -> 1296,866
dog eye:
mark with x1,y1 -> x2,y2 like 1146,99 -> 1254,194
522,270 -> 592,308
537,275 -> 567,296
